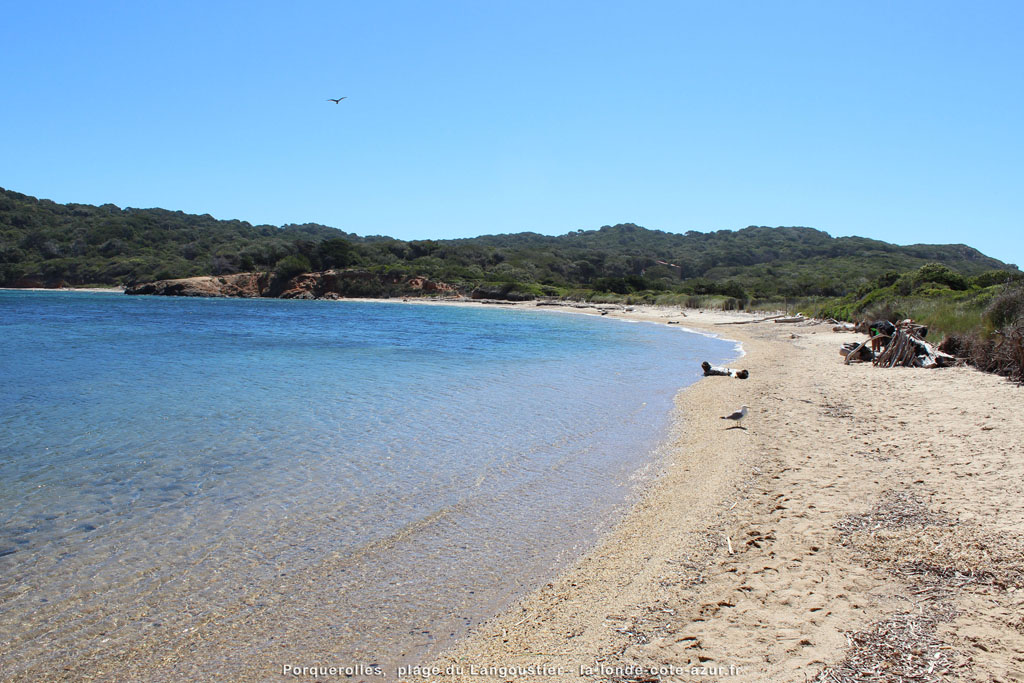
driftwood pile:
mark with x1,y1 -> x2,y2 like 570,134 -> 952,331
841,320 -> 956,369
875,328 -> 955,368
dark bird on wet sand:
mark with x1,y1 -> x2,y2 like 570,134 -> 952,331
327,97 -> 347,103
721,405 -> 749,429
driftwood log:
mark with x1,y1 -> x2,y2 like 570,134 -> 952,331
714,314 -> 787,326
702,361 -> 749,379
841,340 -> 873,363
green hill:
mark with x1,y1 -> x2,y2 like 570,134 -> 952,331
0,187 -> 359,286
0,186 -> 1016,298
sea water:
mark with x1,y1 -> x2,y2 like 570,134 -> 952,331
0,291 -> 736,680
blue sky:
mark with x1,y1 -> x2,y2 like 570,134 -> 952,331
2,1 -> 1021,267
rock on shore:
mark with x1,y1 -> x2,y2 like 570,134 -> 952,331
124,270 -> 457,300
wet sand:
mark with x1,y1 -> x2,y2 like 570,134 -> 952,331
420,305 -> 1024,682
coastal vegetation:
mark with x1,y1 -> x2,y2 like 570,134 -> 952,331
811,263 -> 1023,337
1,187 -> 1014,301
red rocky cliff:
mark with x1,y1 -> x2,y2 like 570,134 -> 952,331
124,270 -> 456,299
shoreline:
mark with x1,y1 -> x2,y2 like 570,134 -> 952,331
414,306 -> 777,681
416,307 -> 1024,683
0,286 -> 124,293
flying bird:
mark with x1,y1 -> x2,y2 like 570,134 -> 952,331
327,97 -> 347,103
721,405 -> 749,429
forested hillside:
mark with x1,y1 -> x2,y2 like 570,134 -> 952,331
1,187 -> 1016,300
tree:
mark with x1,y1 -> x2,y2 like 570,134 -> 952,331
274,254 -> 311,280
318,238 -> 356,269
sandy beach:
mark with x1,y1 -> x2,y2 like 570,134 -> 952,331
412,305 -> 1024,683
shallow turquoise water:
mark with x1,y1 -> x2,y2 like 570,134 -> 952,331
0,291 -> 736,679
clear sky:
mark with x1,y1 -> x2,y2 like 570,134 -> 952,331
2,1 -> 1021,267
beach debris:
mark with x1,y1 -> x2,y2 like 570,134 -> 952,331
840,340 -> 873,364
874,328 -> 954,368
813,606 -> 960,683
820,488 -> 1024,682
712,313 -> 825,327
839,319 -> 954,369
720,405 -> 748,429
701,361 -> 749,379
833,321 -> 870,333
821,399 -> 854,418
715,313 -> 789,325
534,301 -> 623,313
837,489 -> 1024,590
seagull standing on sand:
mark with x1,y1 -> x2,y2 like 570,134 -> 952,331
721,405 -> 749,429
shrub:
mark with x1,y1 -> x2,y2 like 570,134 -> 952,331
152,268 -> 181,281
470,282 -> 538,301
863,301 -> 906,325
941,322 -> 1024,384
914,263 -> 967,291
318,238 -> 356,269
274,254 -> 311,281
210,255 -> 238,275
970,270 -> 1019,288
894,273 -> 915,295
985,285 -> 1024,330
721,297 -> 745,311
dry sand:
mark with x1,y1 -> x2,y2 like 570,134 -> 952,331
413,305 -> 1024,683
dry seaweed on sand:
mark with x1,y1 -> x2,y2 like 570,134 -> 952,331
814,604 -> 962,683
836,490 -> 1024,589
822,494 -> 967,682
834,490 -> 949,537
821,490 -> 1024,681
